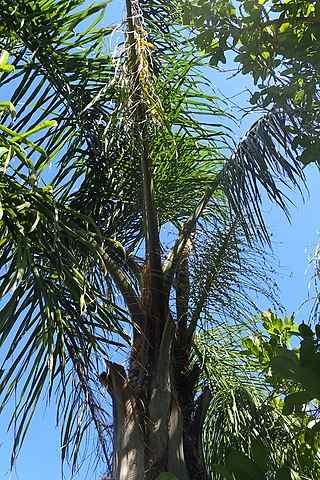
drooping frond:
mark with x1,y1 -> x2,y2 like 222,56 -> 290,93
188,215 -> 280,332
221,110 -> 305,245
0,1 -> 127,468
0,0 -> 115,197
0,165 -> 130,466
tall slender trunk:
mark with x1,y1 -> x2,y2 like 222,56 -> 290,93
99,1 -> 211,478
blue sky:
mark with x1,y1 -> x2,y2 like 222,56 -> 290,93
1,1 -> 320,479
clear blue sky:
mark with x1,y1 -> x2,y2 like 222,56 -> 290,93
1,1 -> 320,479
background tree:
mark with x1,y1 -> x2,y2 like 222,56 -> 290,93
0,1 -> 315,479
241,310 -> 320,479
181,0 -> 320,166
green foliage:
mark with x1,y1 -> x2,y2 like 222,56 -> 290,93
241,310 -> 320,401
194,324 -> 319,480
182,0 -> 320,166
0,106 -> 127,469
240,311 -> 320,476
0,0 -> 123,469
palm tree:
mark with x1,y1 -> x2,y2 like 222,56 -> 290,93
0,1 -> 311,479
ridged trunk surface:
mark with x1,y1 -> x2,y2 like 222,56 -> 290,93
100,0 -> 211,477
101,316 -> 211,480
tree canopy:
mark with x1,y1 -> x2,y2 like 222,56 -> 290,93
182,0 -> 320,165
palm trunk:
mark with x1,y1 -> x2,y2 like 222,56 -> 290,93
101,312 -> 211,480
100,2 -> 211,478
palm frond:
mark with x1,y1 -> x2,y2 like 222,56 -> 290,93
188,216 -> 280,332
0,170 -> 130,464
222,110 -> 305,244
0,0 -> 115,195
0,97 -> 129,469
70,44 -> 229,252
